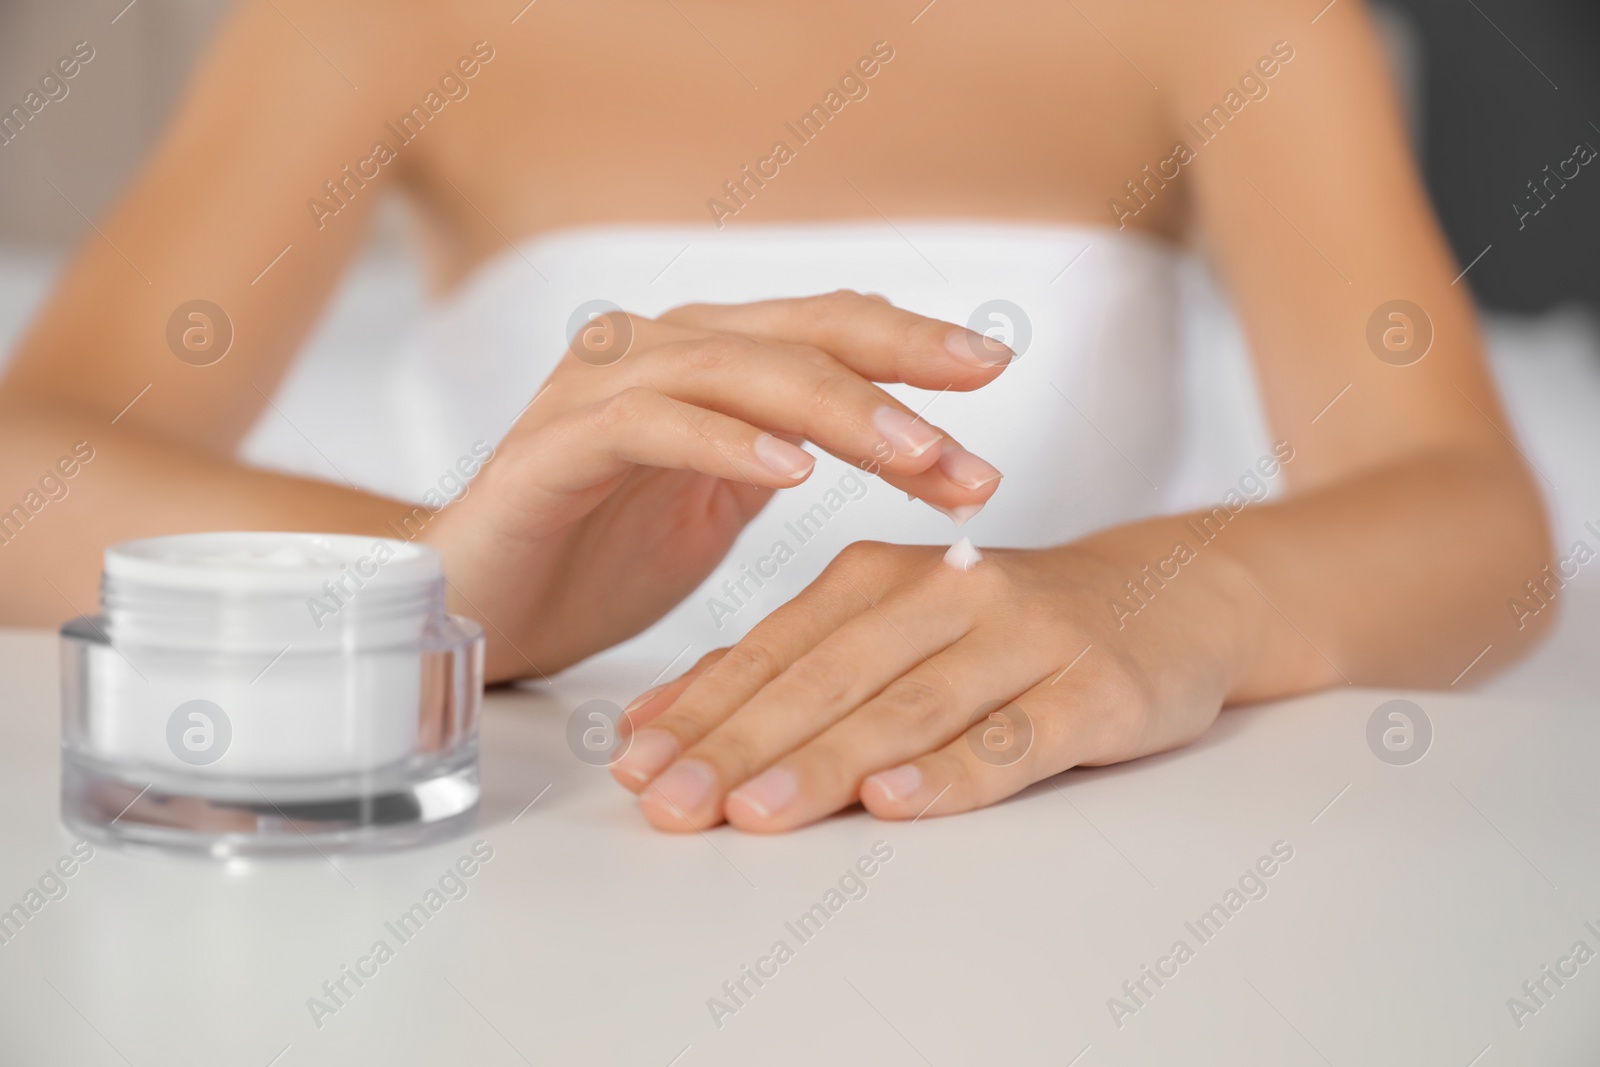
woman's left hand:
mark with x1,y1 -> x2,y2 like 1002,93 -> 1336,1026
611,530 -> 1252,832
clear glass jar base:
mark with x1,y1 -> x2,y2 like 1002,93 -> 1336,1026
61,749 -> 480,857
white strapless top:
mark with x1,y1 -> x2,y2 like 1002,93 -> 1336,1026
242,222 -> 1272,668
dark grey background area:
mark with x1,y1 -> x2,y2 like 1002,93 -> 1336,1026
0,0 -> 1595,313
1384,0 -> 1600,313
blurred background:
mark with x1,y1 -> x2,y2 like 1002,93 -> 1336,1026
2,0 -> 1596,308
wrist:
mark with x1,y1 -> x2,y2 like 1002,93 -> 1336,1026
1063,514 -> 1261,701
419,505 -> 552,682
1098,508 -> 1340,704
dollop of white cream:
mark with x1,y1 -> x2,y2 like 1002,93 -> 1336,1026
943,536 -> 983,572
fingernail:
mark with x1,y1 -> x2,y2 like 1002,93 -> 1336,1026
931,502 -> 985,527
646,758 -> 715,814
873,407 -> 942,459
753,433 -> 815,480
864,764 -> 921,803
624,683 -> 667,715
945,328 -> 1014,368
615,728 -> 680,784
728,765 -> 798,819
937,444 -> 1003,491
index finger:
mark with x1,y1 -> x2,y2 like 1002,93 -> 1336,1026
659,290 -> 1014,391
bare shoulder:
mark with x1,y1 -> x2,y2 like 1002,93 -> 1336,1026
1116,0 -> 1407,211
190,0 -> 474,118
1132,0 -> 1381,106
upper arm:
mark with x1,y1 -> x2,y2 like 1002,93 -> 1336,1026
0,0 -> 424,453
1160,0 -> 1507,490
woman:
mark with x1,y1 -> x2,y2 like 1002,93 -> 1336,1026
0,0 -> 1551,833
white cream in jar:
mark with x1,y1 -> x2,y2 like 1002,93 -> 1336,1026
60,532 -> 484,854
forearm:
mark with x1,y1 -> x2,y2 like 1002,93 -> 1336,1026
1077,442 -> 1553,703
0,397 -> 406,624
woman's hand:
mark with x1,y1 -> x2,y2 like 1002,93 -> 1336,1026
423,291 -> 1012,681
610,526 -> 1254,832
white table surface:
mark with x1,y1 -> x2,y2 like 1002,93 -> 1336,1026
1,621 -> 1597,1067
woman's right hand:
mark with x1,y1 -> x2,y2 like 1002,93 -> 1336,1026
422,290 -> 1013,681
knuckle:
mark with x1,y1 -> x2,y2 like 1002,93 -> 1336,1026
806,371 -> 857,417
681,332 -> 749,373
692,647 -> 733,673
971,557 -> 1017,598
776,340 -> 834,370
659,301 -> 710,325
797,737 -> 853,793
593,386 -> 653,431
648,694 -> 719,739
694,729 -> 762,781
907,314 -> 949,354
1105,658 -> 1156,716
778,654 -> 856,708
872,676 -> 952,735
1086,657 -> 1158,752
832,539 -> 895,573
714,639 -> 788,688
813,288 -> 863,310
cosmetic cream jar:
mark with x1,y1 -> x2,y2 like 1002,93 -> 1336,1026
60,532 -> 484,855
